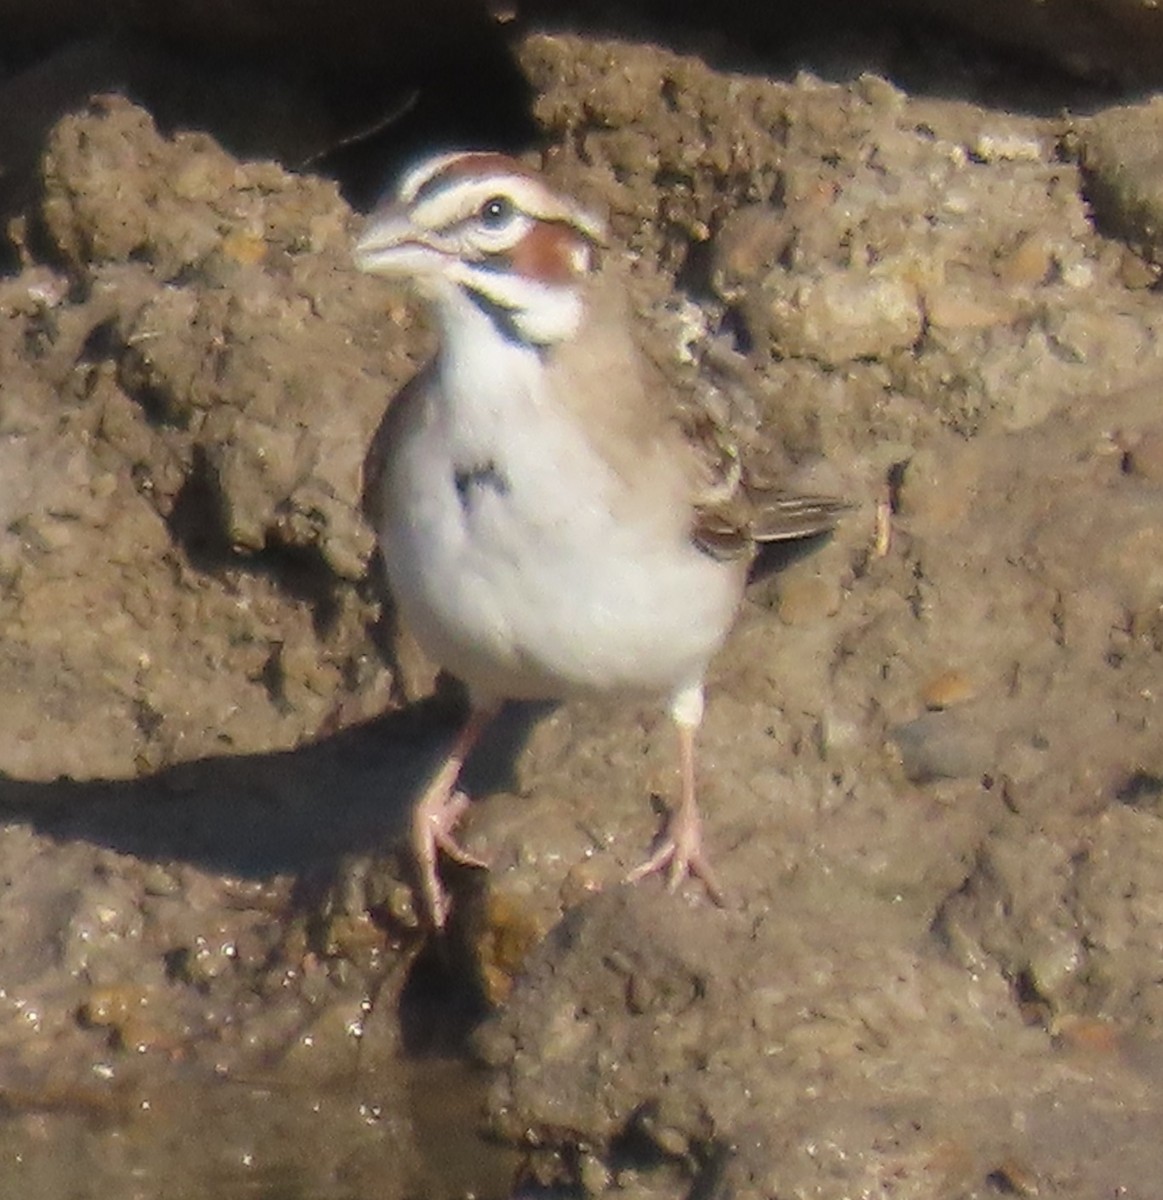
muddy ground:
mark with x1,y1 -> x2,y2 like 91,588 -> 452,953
0,13 -> 1162,1200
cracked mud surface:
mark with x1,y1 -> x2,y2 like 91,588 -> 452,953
0,17 -> 1162,1200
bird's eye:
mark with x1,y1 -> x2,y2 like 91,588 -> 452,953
479,195 -> 514,229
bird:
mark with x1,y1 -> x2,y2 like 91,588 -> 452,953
353,150 -> 846,927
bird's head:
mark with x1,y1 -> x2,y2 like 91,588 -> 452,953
354,151 -> 607,348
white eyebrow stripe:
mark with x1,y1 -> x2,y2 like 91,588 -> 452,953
396,151 -> 470,204
410,175 -> 578,232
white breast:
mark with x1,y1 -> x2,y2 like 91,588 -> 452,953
376,294 -> 742,709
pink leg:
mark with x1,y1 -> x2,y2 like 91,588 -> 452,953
412,706 -> 495,928
626,694 -> 723,904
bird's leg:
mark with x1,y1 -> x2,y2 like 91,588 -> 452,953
626,685 -> 723,904
412,705 -> 496,928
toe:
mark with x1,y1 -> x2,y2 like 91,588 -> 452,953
429,791 -> 491,868
627,835 -> 724,906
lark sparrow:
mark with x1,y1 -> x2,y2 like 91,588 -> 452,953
354,151 -> 845,927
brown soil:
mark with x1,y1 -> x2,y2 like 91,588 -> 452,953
0,17 -> 1161,1200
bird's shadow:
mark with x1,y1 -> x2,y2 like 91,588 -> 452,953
749,528 -> 840,581
0,538 -> 834,881
0,697 -> 547,881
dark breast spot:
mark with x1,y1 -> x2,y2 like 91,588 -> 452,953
453,460 -> 511,510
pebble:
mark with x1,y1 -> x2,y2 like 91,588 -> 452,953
892,711 -> 995,783
986,1157 -> 1041,1197
971,131 -> 1044,163
921,669 -> 976,711
755,265 -> 923,366
78,984 -> 173,1053
1080,96 -> 1163,266
923,285 -> 1015,331
710,206 -> 794,300
1121,427 -> 1163,484
472,890 -> 546,1006
219,229 -> 269,266
1117,249 -> 1160,290
993,233 -> 1052,287
1053,1015 -> 1122,1056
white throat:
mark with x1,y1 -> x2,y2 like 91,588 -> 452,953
436,264 -> 585,347
426,279 -> 552,437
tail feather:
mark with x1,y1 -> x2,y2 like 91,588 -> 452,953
749,493 -> 852,543
692,489 -> 852,562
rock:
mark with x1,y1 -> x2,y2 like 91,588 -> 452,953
920,669 -> 977,710
0,95 -> 425,779
992,231 -> 1054,287
1080,97 -> 1163,266
922,283 -> 1018,331
709,205 -> 794,301
477,884 -> 1140,1199
1120,425 -> 1163,484
754,264 -> 924,365
892,709 -> 996,782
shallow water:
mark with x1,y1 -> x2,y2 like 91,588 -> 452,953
0,1053 -> 515,1200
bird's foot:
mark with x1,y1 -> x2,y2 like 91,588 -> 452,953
625,806 -> 724,905
412,787 -> 491,929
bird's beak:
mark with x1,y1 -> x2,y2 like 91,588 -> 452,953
353,206 -> 444,277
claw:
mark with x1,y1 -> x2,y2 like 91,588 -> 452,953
429,791 -> 491,868
409,708 -> 495,929
624,697 -> 724,906
625,812 -> 723,905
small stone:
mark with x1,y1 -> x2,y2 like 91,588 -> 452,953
1121,428 -> 1163,484
220,230 -> 268,266
22,514 -> 73,551
923,285 -> 1015,331
710,205 -> 793,301
1080,97 -> 1163,266
921,669 -> 976,711
469,1020 -> 517,1069
171,150 -> 235,202
280,640 -> 340,702
1117,248 -> 1160,290
637,1113 -> 689,1158
559,859 -> 606,909
90,471 -> 118,500
472,890 -> 546,1006
1060,259 -> 1095,289
993,233 -> 1052,288
140,864 -> 183,896
78,984 -> 152,1029
579,1152 -> 611,1196
1106,520 -> 1163,610
322,911 -> 389,969
77,984 -> 175,1053
854,72 -> 905,112
987,1158 -> 1041,1197
392,626 -> 442,703
1053,1015 -> 1122,1056
892,711 -> 995,783
753,264 -> 923,366
970,131 -> 1044,163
